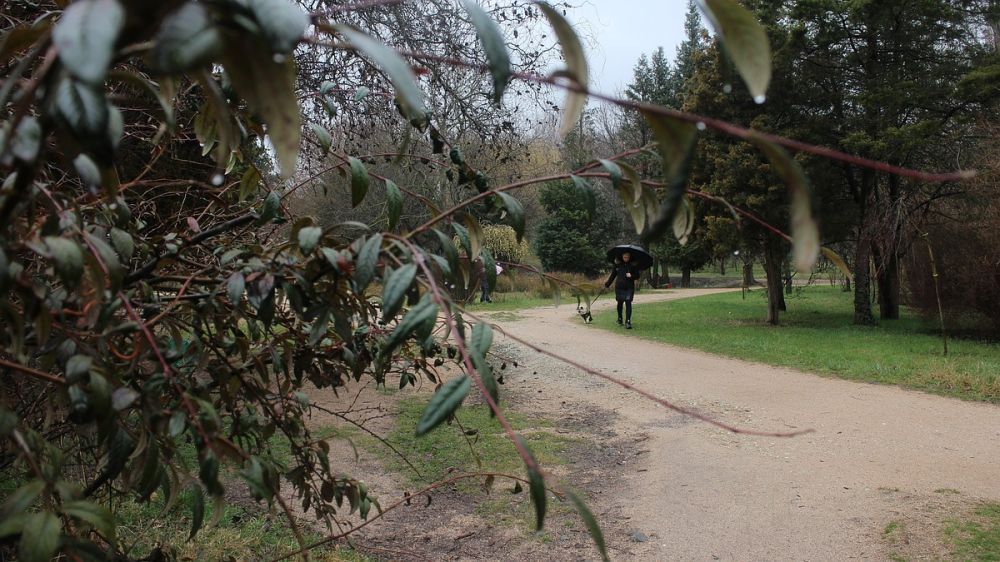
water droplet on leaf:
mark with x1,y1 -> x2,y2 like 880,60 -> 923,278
273,54 -> 286,64
696,122 -> 707,131
723,84 -> 733,94
211,173 -> 224,186
754,94 -> 766,104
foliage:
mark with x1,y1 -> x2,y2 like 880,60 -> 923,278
533,181 -> 621,275
591,287 -> 1000,402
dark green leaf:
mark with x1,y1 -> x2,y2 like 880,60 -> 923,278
752,136 -> 819,272
383,294 -> 438,357
168,411 -> 186,438
697,0 -> 772,102
0,480 -> 44,521
353,233 -> 382,293
11,117 -> 42,162
415,375 -> 471,436
567,491 -> 609,562
641,111 -> 698,183
257,190 -> 280,225
433,229 -> 459,277
188,484 -> 205,540
349,157 -> 370,207
672,196 -> 695,245
44,237 -> 84,287
464,214 -> 483,262
469,322 -> 498,407
597,158 -> 622,188
0,247 -> 9,293
536,2 -> 588,137
297,226 -> 322,254
53,0 -> 125,85
245,0 -> 309,54
222,38 -> 300,177
19,512 -> 61,562
452,222 -> 471,259
55,78 -> 108,139
333,26 -> 428,125
150,3 -> 221,73
462,0 -> 511,103
385,179 -> 403,230
515,435 -> 546,531
110,387 -> 137,411
307,309 -> 329,346
61,500 -> 114,541
381,263 -> 417,322
496,192 -> 525,242
310,123 -> 332,156
83,231 -> 123,291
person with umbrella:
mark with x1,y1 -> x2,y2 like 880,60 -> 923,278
604,245 -> 652,329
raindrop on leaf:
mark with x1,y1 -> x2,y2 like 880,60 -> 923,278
754,94 -> 766,104
211,173 -> 224,186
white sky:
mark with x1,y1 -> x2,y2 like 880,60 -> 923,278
568,1 -> 691,95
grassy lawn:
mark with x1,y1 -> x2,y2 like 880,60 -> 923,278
946,503 -> 1000,561
592,286 -> 1000,402
462,292 -> 571,312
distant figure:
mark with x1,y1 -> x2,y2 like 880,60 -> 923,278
479,261 -> 502,303
605,251 -> 640,329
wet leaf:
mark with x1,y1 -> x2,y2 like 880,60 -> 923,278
463,0 -> 511,103
383,294 -> 438,357
697,0 -> 772,102
257,190 -> 280,225
310,124 -> 332,156
109,228 -> 133,260
45,237 -> 84,287
73,154 -> 101,187
496,192 -> 525,242
19,511 -> 60,562
415,375 -> 471,436
752,136 -> 819,272
55,78 -> 108,139
11,117 -> 42,162
353,233 -> 382,293
61,500 -> 114,541
227,272 -> 245,304
245,0 -> 309,54
188,484 -> 205,540
53,0 -> 125,85
537,2 -> 588,138
515,436 -> 546,530
297,226 -> 322,254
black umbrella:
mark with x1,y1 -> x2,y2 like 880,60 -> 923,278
607,244 -> 653,270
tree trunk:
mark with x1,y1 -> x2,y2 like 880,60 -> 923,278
853,175 -> 877,325
651,257 -> 660,288
742,260 -> 755,287
719,258 -> 726,276
783,258 -> 793,296
764,242 -> 784,325
681,266 -> 691,288
662,264 -> 671,286
876,250 -> 901,320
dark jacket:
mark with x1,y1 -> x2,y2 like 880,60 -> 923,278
605,262 -> 640,301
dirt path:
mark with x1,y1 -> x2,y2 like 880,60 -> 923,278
486,289 -> 1000,561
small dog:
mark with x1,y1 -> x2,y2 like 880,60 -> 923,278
577,304 -> 593,323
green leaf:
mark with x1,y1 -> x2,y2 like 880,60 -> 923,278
597,158 -> 622,188
349,157 -> 370,207
452,222 -> 472,259
297,226 -> 322,254
310,123 -> 333,156
150,2 -> 222,73
567,491 -> 609,562
433,229 -> 459,277
245,0 -> 309,54
227,272 -> 245,304
641,111 -> 698,183
515,435 -> 546,531
383,294 -> 438,358
464,214 -> 483,263
53,0 -> 125,85
19,512 -> 61,562
697,0 -> 772,102
65,354 -> 92,381
672,196 -> 695,245
111,387 -> 137,411
0,480 -> 45,521
307,308 -> 330,346
536,2 -> 588,138
385,179 -> 403,231
0,21 -> 53,64
570,175 -> 596,220
168,411 -> 186,438
188,484 -> 205,540
469,322 -> 498,407
415,375 -> 471,436
11,117 -> 42,162
462,0 -> 511,103
257,190 -> 280,225
333,25 -> 428,125
83,231 -> 123,291
752,136 -> 819,273
353,233 -> 382,293
109,228 -> 133,260
61,500 -> 114,541
381,263 -> 417,322
44,237 -> 84,287
496,192 -> 525,242
222,38 -> 300,177
55,78 -> 108,139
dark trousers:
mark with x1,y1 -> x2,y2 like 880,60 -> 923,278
616,300 -> 632,321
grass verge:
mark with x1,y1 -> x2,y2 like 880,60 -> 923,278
946,503 -> 1000,561
591,286 -> 1000,402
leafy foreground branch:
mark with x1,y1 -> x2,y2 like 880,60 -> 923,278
0,0 -> 973,560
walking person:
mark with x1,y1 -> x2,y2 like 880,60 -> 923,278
605,251 -> 640,329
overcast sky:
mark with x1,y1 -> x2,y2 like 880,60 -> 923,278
565,1 -> 692,95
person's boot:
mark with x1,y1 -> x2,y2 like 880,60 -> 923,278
617,317 -> 623,325
625,321 -> 632,329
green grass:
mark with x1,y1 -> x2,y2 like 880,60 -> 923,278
591,286 -> 1000,402
463,292 -> 574,312
945,503 -> 1000,561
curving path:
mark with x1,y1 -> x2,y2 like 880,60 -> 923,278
490,289 -> 1000,561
